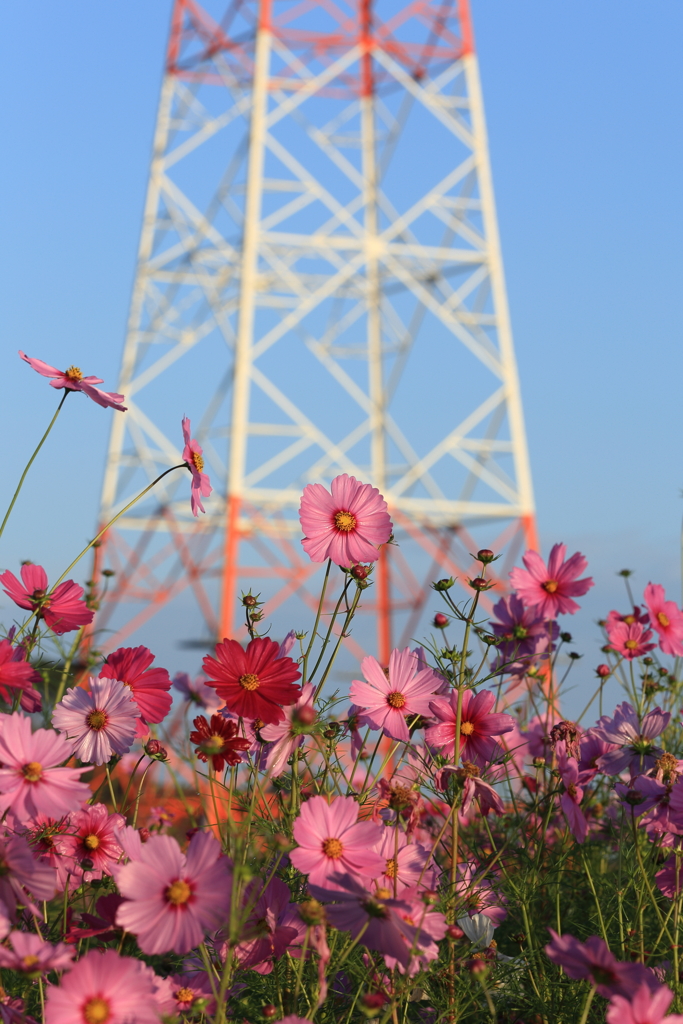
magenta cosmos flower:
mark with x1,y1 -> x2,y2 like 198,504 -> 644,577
0,637 -> 42,704
20,351 -> 127,411
53,677 -> 139,765
0,564 -> 93,635
425,689 -> 514,768
607,984 -> 683,1024
644,583 -> 683,657
350,648 -> 441,742
299,473 -> 392,565
594,702 -> 670,776
545,930 -> 658,999
203,636 -> 301,726
509,543 -> 593,617
61,803 -> 125,883
181,417 -> 212,516
607,619 -> 656,660
0,713 -> 89,821
100,646 -> 172,736
0,834 -> 57,918
0,932 -> 73,975
45,949 -> 161,1024
116,830 -> 232,955
290,794 -> 384,887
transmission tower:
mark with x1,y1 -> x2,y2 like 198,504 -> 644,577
95,0 -> 536,666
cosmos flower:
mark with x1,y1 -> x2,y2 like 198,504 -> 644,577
100,646 -> 172,737
45,950 -> 162,1024
0,932 -> 74,975
299,474 -> 392,565
350,648 -> 440,742
203,636 -> 301,726
115,830 -> 232,955
53,678 -> 139,765
60,804 -> 125,884
545,930 -> 659,999
425,689 -> 514,768
290,795 -> 385,887
0,714 -> 90,821
594,702 -> 670,776
0,564 -> 93,635
509,544 -> 593,617
372,828 -> 434,895
181,417 -> 212,516
0,637 -> 42,704
189,714 -> 250,772
644,584 -> 683,657
606,984 -> 683,1024
233,877 -> 300,973
259,682 -> 317,776
489,593 -> 558,677
606,620 -> 656,660
172,672 -> 221,712
557,750 -> 588,844
19,351 -> 127,411
0,834 -> 57,918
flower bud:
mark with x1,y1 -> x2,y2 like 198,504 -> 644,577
294,705 -> 317,728
139,828 -> 151,843
596,664 -> 611,678
446,924 -> 464,940
433,577 -> 455,591
351,564 -> 370,580
262,1006 -> 277,1019
145,739 -> 168,761
360,992 -> 388,1016
560,631 -> 572,643
624,790 -> 645,806
433,612 -> 449,629
299,898 -> 326,926
469,577 -> 488,591
102,568 -> 115,577
643,657 -> 653,665
80,858 -> 94,872
242,593 -> 258,607
421,889 -> 439,905
476,548 -> 495,564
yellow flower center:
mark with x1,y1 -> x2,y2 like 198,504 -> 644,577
83,834 -> 101,851
21,955 -> 40,970
385,857 -> 398,878
460,721 -> 475,736
334,510 -> 356,532
65,365 -> 83,382
386,691 -> 406,709
375,886 -> 392,899
86,710 -> 108,731
625,639 -> 638,650
175,987 -> 195,1004
166,879 -> 192,906
322,837 -> 343,859
542,579 -> 559,594
192,451 -> 204,472
83,998 -> 111,1024
22,762 -> 42,783
239,673 -> 260,692
658,612 -> 670,628
624,614 -> 635,625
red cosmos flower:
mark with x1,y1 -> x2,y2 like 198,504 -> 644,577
0,564 -> 93,635
100,646 -> 172,737
203,637 -> 302,726
426,689 -> 514,768
509,543 -> 593,617
181,417 -> 212,517
0,638 -> 42,704
189,715 -> 251,772
19,351 -> 127,411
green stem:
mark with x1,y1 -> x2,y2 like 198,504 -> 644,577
578,986 -> 595,1024
0,391 -> 69,541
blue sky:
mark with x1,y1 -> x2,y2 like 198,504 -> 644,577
1,2 -> 682,713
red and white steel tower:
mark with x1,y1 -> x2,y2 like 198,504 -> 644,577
95,0 -> 536,665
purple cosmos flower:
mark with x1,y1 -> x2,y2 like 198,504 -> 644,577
594,702 -> 670,776
545,930 -> 659,999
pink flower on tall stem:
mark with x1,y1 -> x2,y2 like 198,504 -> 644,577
0,932 -> 74,975
644,584 -> 683,657
0,637 -> 42,704
606,983 -> 683,1024
181,417 -> 212,516
350,648 -> 441,742
372,829 -> 434,896
60,804 -> 125,883
203,637 -> 301,726
0,714 -> 89,821
260,682 -> 316,776
234,877 -> 300,973
0,564 -> 93,635
606,620 -> 656,660
53,678 -> 139,765
425,690 -> 514,768
557,751 -> 588,844
545,930 -> 658,999
100,646 -> 172,736
290,795 -> 385,887
0,834 -> 57,917
299,474 -> 392,565
509,543 -> 593,617
19,351 -> 127,411
115,830 -> 232,955
45,949 -> 162,1024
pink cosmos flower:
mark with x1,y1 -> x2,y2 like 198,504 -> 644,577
19,351 -> 127,411
350,648 -> 440,742
53,677 -> 139,765
60,804 -> 125,883
578,728 -> 619,783
0,564 -> 94,635
594,702 -> 670,776
290,795 -> 385,887
607,983 -> 683,1024
644,584 -> 683,657
181,417 -> 212,516
372,828 -> 434,895
299,473 -> 392,565
172,672 -> 221,711
557,750 -> 588,844
260,683 -> 316,776
100,646 -> 172,737
607,619 -> 656,660
159,973 -> 215,1016
436,762 -> 505,818
17,815 -> 75,891
0,834 -> 57,918
0,638 -> 42,705
425,689 -> 514,768
509,543 -> 593,617
384,887 -> 448,975
45,949 -> 162,1024
455,863 -> 507,926
545,930 -> 658,999
0,714 -> 89,821
0,932 -> 74,975
115,830 -> 232,955
606,606 -> 650,631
